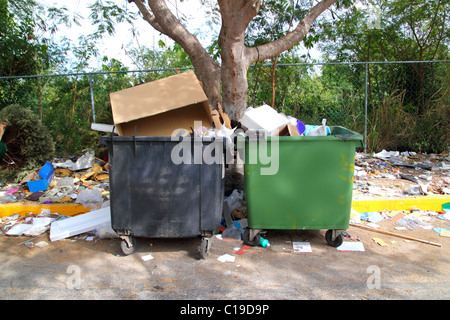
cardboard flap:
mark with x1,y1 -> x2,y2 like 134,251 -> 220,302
110,71 -> 209,125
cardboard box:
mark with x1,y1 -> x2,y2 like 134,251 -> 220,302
110,71 -> 212,136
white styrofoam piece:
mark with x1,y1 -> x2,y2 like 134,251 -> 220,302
6,224 -> 32,236
49,207 -> 111,242
6,217 -> 56,236
91,123 -> 117,133
240,104 -> 289,136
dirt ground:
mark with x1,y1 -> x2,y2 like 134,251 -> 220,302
0,214 -> 448,301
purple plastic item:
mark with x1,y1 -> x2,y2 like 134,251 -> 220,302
296,120 -> 306,135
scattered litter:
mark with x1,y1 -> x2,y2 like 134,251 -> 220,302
49,206 -> 114,241
75,188 -> 104,208
234,245 -> 251,255
53,150 -> 95,171
292,242 -> 312,253
24,241 -> 34,248
217,254 -> 235,263
337,242 -> 365,252
373,237 -> 389,247
141,254 -> 154,261
440,230 -> 450,238
396,215 -> 431,230
6,224 -> 32,236
433,227 -> 450,235
35,241 -> 48,248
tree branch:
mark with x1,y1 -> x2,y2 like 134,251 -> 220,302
129,0 -> 166,35
131,0 -> 221,105
247,0 -> 337,62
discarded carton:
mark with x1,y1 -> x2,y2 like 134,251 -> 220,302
27,162 -> 54,192
110,71 -> 212,136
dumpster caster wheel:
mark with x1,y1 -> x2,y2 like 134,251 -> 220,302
120,237 -> 136,255
242,229 -> 261,247
200,237 -> 211,260
325,229 -> 344,247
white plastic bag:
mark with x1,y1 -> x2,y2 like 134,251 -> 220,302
306,119 -> 328,136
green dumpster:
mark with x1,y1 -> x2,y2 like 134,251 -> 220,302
241,126 -> 363,247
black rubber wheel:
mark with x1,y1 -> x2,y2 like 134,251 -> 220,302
200,237 -> 209,260
242,229 -> 261,246
120,237 -> 136,255
325,229 -> 344,247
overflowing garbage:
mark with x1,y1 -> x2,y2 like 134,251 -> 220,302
0,71 -> 448,258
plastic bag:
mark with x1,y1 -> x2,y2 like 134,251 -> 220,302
76,188 -> 103,207
396,216 -> 431,230
305,119 -> 329,136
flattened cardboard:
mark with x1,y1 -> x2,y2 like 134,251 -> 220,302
110,71 -> 212,136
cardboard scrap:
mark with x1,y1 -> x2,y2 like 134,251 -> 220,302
439,229 -> 450,238
216,103 -> 232,129
373,237 -> 389,247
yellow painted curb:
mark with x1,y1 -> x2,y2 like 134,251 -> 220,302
0,202 -> 93,217
351,195 -> 450,213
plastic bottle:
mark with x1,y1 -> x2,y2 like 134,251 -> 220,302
259,237 -> 270,248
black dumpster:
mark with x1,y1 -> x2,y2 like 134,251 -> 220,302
101,135 -> 224,258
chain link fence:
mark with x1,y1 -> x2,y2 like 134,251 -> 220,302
0,61 -> 449,156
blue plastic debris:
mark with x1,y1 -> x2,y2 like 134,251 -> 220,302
27,162 -> 54,192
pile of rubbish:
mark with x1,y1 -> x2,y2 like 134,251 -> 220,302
0,149 -> 116,245
0,150 -> 110,207
353,150 -> 450,199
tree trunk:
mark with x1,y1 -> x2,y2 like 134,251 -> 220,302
133,0 -> 337,119
218,0 -> 261,121
219,38 -> 253,121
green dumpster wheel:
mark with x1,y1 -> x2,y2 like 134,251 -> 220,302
242,229 -> 261,247
325,229 -> 344,247
120,237 -> 137,255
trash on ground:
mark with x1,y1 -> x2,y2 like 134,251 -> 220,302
353,150 -> 449,198
373,237 -> 389,247
141,254 -> 154,261
234,245 -> 251,255
292,242 -> 312,253
336,242 -> 365,252
217,254 -> 235,263
35,241 -> 48,248
49,206 -> 115,241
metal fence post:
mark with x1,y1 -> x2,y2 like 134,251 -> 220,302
364,62 -> 368,153
89,73 -> 96,123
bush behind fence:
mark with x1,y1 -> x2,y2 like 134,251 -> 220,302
0,61 -> 448,156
